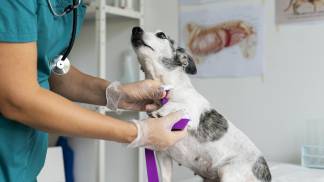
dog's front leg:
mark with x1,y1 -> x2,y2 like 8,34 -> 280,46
156,151 -> 173,182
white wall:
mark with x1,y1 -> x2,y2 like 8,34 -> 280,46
144,0 -> 324,164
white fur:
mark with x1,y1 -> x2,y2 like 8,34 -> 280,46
133,29 -> 266,182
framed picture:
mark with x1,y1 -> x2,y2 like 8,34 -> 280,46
276,0 -> 324,24
179,0 -> 265,77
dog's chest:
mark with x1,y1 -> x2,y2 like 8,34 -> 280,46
167,89 -> 210,128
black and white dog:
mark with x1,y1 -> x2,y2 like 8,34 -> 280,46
131,27 -> 271,182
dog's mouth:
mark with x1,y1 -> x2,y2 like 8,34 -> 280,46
131,27 -> 154,51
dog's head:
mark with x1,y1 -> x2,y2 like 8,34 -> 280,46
131,27 -> 197,79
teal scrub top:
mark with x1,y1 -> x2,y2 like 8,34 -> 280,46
0,0 -> 86,181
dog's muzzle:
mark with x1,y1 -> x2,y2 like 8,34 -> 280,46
131,27 -> 154,51
131,26 -> 144,47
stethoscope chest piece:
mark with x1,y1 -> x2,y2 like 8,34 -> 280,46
50,55 -> 71,75
48,0 -> 79,75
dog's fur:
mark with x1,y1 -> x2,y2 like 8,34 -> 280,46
285,0 -> 324,15
131,27 -> 271,182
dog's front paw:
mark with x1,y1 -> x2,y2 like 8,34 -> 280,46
147,110 -> 163,118
147,111 -> 162,118
148,106 -> 171,118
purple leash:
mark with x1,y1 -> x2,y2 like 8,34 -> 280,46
145,93 -> 189,182
145,149 -> 159,182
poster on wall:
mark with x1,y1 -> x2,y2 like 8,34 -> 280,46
276,0 -> 324,24
178,0 -> 265,78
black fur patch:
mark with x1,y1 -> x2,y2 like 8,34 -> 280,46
184,55 -> 197,74
194,109 -> 229,142
175,48 -> 197,75
161,51 -> 197,75
177,47 -> 185,53
252,156 -> 272,182
161,57 -> 181,70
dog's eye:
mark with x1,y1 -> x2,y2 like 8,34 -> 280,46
156,32 -> 167,39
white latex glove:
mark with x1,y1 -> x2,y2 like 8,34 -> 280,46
106,80 -> 166,112
128,111 -> 188,151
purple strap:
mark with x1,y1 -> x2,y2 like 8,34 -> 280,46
171,118 -> 190,131
145,149 -> 159,182
160,97 -> 169,105
145,94 -> 189,182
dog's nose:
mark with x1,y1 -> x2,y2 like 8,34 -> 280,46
132,26 -> 143,35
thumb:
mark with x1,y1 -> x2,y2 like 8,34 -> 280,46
145,104 -> 160,112
150,87 -> 166,100
145,80 -> 166,100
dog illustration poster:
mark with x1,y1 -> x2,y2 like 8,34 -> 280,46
276,0 -> 324,24
178,0 -> 264,77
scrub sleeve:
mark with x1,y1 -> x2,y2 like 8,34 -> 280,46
0,0 -> 86,181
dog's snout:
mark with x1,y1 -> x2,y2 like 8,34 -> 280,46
132,26 -> 143,35
131,27 -> 145,48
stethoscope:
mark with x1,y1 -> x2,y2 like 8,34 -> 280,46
48,0 -> 81,75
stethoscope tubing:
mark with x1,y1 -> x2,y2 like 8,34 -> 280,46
48,0 -> 81,17
62,4 -> 77,61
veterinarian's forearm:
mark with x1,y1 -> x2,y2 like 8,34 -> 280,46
0,42 -> 136,143
3,86 -> 137,143
49,66 -> 110,106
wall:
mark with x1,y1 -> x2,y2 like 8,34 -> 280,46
144,0 -> 324,164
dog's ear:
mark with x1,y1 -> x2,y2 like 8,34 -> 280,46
176,48 -> 197,75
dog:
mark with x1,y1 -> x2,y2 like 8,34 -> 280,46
131,27 -> 271,182
284,0 -> 324,15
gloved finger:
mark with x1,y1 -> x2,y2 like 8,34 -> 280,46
122,99 -> 157,111
144,127 -> 188,151
163,111 -> 185,128
145,104 -> 161,112
146,143 -> 170,151
120,102 -> 144,111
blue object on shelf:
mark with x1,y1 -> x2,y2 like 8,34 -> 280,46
301,145 -> 324,169
56,136 -> 74,182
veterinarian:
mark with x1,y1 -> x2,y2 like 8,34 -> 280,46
0,1 -> 187,181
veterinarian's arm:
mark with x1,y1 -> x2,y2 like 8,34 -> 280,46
0,42 -> 136,143
50,66 -> 165,111
49,66 -> 109,105
0,42 -> 187,149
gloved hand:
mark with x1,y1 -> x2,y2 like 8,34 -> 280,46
106,80 -> 166,112
128,111 -> 188,151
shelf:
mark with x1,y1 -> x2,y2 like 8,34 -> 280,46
106,5 -> 141,19
86,4 -> 142,20
74,1 -> 144,182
